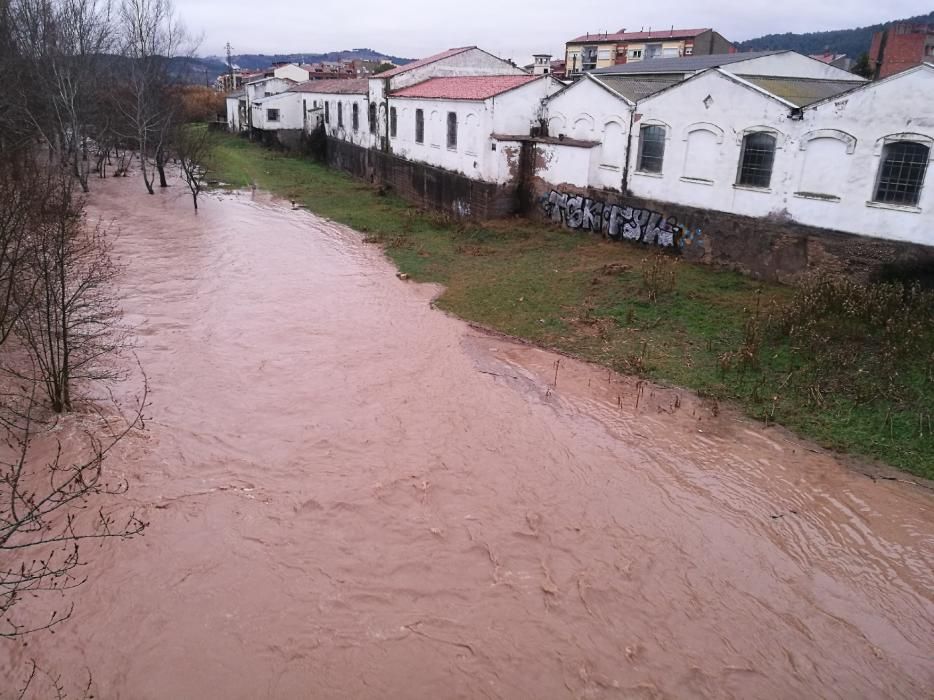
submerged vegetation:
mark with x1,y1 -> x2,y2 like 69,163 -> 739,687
208,134 -> 934,480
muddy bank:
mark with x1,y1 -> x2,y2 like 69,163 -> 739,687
2,175 -> 932,699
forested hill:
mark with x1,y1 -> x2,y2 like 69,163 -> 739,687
736,11 -> 934,57
220,48 -> 411,71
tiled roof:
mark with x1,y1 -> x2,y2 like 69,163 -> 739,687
289,78 -> 369,95
390,75 -> 542,101
589,50 -> 783,75
592,74 -> 682,101
377,47 -> 475,78
568,27 -> 711,43
737,75 -> 864,107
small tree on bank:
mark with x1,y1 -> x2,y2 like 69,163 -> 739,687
174,123 -> 211,210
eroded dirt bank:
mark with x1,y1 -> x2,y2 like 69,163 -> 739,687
2,176 -> 933,699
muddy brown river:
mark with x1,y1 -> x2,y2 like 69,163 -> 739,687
2,174 -> 933,699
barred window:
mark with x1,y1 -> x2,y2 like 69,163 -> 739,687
737,132 -> 776,188
352,103 -> 359,131
390,107 -> 397,138
369,102 -> 377,134
266,108 -> 279,122
873,141 -> 929,206
415,109 -> 424,144
447,112 -> 457,150
637,125 -> 666,173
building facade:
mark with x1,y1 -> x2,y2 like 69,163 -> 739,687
565,28 -> 732,78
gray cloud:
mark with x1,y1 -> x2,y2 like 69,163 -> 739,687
175,0 -> 932,63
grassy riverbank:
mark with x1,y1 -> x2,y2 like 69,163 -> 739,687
207,133 -> 934,480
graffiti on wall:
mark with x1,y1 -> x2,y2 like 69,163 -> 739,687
540,190 -> 704,251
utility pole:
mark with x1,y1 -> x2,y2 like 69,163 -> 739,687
225,41 -> 235,89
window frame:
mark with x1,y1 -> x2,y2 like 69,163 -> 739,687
325,101 -> 329,124
415,108 -> 424,144
872,139 -> 930,207
337,102 -> 343,128
369,102 -> 377,134
266,108 -> 279,122
636,124 -> 667,174
390,106 -> 397,138
446,111 -> 457,150
736,131 -> 778,189
352,102 -> 359,131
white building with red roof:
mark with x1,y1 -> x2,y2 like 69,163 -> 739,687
386,74 -> 562,183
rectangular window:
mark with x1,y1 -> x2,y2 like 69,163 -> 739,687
737,132 -> 777,188
369,103 -> 377,134
446,112 -> 457,150
325,101 -> 329,124
352,103 -> 359,131
266,108 -> 279,122
629,49 -> 643,59
637,125 -> 666,173
415,108 -> 424,144
873,141 -> 929,206
644,43 -> 663,59
581,45 -> 598,71
390,107 -> 397,138
338,102 -> 343,127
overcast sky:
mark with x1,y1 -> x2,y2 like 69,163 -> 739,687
178,0 -> 932,63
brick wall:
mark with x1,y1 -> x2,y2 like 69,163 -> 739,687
326,137 -> 518,220
870,25 -> 932,78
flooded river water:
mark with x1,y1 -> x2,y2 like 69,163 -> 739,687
2,174 -> 933,698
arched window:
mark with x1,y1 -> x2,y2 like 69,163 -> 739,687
352,103 -> 359,131
737,132 -> 776,188
369,102 -> 377,134
637,125 -> 666,173
415,109 -> 424,144
874,141 -> 929,206
390,107 -> 397,138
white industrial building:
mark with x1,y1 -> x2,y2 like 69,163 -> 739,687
225,46 -> 934,248
387,75 -> 561,183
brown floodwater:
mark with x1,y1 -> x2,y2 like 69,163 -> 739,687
2,173 -> 933,699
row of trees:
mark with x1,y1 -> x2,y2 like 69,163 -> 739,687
0,0 -> 208,666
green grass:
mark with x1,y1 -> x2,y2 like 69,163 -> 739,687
207,133 -> 934,480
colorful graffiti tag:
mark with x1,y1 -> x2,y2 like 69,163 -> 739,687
540,190 -> 703,252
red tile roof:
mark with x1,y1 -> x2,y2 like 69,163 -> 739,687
289,78 -> 369,94
568,27 -> 711,43
390,75 -> 542,101
377,47 -> 476,78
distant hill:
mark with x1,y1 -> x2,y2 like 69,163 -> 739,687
737,11 -> 934,58
211,48 -> 411,73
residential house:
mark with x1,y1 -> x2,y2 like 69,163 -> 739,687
290,78 -> 372,147
808,52 -> 855,72
870,23 -> 934,78
565,28 -> 732,78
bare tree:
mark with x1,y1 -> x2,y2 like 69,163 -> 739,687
173,122 -> 210,210
0,377 -> 146,639
8,0 -> 115,192
10,174 -> 127,413
116,0 -> 189,194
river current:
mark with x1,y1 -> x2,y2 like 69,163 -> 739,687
2,174 -> 932,699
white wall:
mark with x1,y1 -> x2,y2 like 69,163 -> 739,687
791,65 -> 934,244
627,70 -> 795,218
251,91 -> 305,131
386,78 -> 559,184
273,64 -> 310,83
621,66 -> 934,246
369,48 -> 526,145
544,76 -> 633,190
